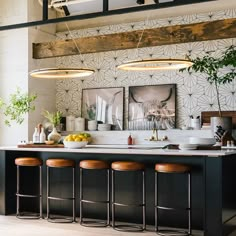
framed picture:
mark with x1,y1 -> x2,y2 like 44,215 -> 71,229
82,87 -> 124,130
128,84 -> 176,130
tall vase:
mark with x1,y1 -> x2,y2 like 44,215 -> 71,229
211,116 -> 232,143
48,127 -> 61,144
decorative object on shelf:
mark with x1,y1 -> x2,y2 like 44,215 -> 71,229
0,87 -> 37,126
88,120 -> 97,131
82,87 -> 124,130
42,110 -> 62,143
180,45 -> 236,138
190,117 -> 200,130
75,117 -> 85,131
66,115 -> 75,131
29,11 -> 94,79
48,127 -> 61,144
128,84 -> 176,130
117,14 -> 192,71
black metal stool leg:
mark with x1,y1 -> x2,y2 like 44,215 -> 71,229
39,166 -> 43,219
73,166 -> 76,222
142,170 -> 146,230
79,167 -> 83,224
155,171 -> 158,232
16,165 -> 20,217
188,173 -> 192,235
107,168 -> 110,226
47,166 -> 50,220
111,169 -> 115,228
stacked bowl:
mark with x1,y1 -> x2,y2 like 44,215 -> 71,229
98,124 -> 111,131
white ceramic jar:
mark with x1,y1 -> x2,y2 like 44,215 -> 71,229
75,117 -> 85,131
66,115 -> 75,131
88,120 -> 97,131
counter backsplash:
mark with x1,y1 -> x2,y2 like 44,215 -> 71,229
61,129 -> 216,145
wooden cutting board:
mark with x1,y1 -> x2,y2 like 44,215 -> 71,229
17,144 -> 64,148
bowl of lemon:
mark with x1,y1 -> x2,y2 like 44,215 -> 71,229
63,133 -> 91,149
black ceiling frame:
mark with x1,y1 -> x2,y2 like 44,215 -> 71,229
0,0 -> 215,31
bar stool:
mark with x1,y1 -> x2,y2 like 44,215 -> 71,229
155,163 -> 191,236
79,160 -> 110,227
46,158 -> 76,223
15,157 -> 43,219
111,161 -> 146,232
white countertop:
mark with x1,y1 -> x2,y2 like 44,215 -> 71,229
0,145 -> 236,157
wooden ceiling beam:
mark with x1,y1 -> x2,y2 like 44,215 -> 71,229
33,18 -> 236,59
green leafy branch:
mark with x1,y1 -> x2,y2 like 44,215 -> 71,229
0,88 -> 37,126
180,45 -> 236,116
42,110 -> 62,127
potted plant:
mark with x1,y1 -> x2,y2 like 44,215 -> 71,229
42,110 -> 62,143
180,45 -> 236,141
0,88 -> 37,126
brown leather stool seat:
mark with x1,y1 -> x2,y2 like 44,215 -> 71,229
46,158 -> 76,223
46,158 -> 75,168
79,160 -> 110,227
111,161 -> 146,232
155,163 -> 192,236
155,163 -> 190,173
15,157 -> 42,167
15,157 -> 43,219
80,160 -> 109,169
111,161 -> 145,171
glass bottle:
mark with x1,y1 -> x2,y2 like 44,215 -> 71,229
128,134 -> 133,145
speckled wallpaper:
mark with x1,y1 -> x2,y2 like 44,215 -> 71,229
56,9 -> 236,129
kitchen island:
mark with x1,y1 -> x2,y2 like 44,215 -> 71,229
0,146 -> 236,236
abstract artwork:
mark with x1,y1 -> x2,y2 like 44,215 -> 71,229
128,84 -> 176,130
82,87 -> 124,130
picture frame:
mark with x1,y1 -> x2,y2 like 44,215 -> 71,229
82,87 -> 124,130
128,84 -> 176,130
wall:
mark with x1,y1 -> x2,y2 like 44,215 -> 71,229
0,0 -> 57,145
56,9 -> 236,130
0,0 -> 29,145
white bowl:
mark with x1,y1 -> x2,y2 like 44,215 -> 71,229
63,141 -> 88,149
98,124 -> 111,131
179,144 -> 198,150
189,137 -> 216,146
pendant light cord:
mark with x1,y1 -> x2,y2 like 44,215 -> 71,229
60,12 -> 88,68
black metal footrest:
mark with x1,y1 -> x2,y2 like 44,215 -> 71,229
113,224 -> 145,232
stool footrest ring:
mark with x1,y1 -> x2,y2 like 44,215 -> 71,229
157,229 -> 190,236
113,224 -> 144,232
80,219 -> 109,227
48,196 -> 75,201
16,193 -> 41,198
16,212 -> 41,220
156,205 -> 191,211
114,202 -> 145,207
47,216 -> 76,223
81,199 -> 109,204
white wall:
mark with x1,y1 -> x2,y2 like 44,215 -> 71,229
0,0 -> 29,145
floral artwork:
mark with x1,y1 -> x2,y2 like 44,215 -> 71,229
82,87 -> 124,130
128,84 -> 176,130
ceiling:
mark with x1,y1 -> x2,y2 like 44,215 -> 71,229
55,0 -> 236,32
